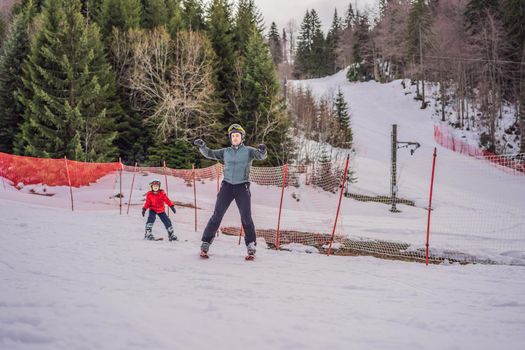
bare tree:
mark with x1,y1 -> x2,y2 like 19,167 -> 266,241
372,0 -> 411,81
111,28 -> 219,142
471,10 -> 509,152
428,0 -> 471,123
285,19 -> 297,65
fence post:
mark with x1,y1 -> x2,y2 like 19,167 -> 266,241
238,225 -> 244,245
64,156 -> 74,211
327,154 -> 350,256
275,163 -> 288,250
163,160 -> 169,217
425,148 -> 437,266
193,164 -> 197,232
216,162 -> 220,237
126,162 -> 138,215
119,157 -> 123,215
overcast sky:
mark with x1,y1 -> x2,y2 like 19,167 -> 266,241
202,0 -> 379,34
253,0 -> 378,33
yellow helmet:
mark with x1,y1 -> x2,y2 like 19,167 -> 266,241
228,124 -> 246,140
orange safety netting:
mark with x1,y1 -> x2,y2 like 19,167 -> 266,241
0,152 -> 121,187
434,125 -> 525,175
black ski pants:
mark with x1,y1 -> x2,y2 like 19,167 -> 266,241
202,181 -> 256,246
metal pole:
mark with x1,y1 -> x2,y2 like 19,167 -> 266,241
193,164 -> 197,232
425,148 -> 437,266
275,163 -> 288,250
119,157 -> 123,215
126,162 -> 138,215
64,156 -> 74,211
163,160 -> 169,217
390,124 -> 399,212
238,225 -> 244,245
216,162 -> 220,237
327,155 -> 350,256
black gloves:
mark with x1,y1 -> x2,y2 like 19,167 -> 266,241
170,205 -> 176,214
142,208 -> 146,217
257,144 -> 267,153
193,138 -> 205,147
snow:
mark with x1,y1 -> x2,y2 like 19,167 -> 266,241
2,70 -> 525,349
2,198 -> 525,350
290,70 -> 525,265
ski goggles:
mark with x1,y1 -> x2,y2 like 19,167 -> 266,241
228,124 -> 246,137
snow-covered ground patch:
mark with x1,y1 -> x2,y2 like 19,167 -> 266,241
1,197 -> 525,350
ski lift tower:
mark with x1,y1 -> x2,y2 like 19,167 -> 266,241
390,124 -> 420,212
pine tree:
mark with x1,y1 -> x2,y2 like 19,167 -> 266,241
206,0 -> 236,126
0,1 -> 36,153
294,10 -> 313,78
97,0 -> 142,38
0,16 -> 6,47
294,9 -> 328,78
268,21 -> 283,65
343,2 -> 355,30
166,0 -> 184,36
406,0 -> 432,60
142,0 -> 168,29
15,0 -> 121,161
349,14 -> 373,81
13,0 -> 45,14
233,0 -> 263,55
333,87 -> 352,146
237,29 -> 292,165
310,10 -> 328,77
182,0 -> 205,31
315,146 -> 337,193
326,9 -> 342,74
84,0 -> 104,21
146,138 -> 194,168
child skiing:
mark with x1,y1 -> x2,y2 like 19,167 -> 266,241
142,179 -> 177,241
193,123 -> 267,260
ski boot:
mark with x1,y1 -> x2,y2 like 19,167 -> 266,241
245,242 -> 256,261
200,241 -> 210,258
167,227 -> 178,242
144,224 -> 162,241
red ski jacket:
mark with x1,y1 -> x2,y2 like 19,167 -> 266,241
143,190 -> 174,213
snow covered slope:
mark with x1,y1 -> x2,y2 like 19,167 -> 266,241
1,197 -> 525,350
2,71 -> 525,349
290,71 -> 525,264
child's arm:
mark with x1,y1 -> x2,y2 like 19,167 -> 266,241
164,193 -> 176,213
142,193 -> 151,216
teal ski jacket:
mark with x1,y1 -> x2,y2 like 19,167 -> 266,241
198,144 -> 267,184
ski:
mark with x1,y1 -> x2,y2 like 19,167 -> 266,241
200,251 -> 209,259
245,255 -> 255,261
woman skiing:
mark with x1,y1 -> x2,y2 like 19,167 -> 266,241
142,179 -> 177,241
193,124 -> 267,259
